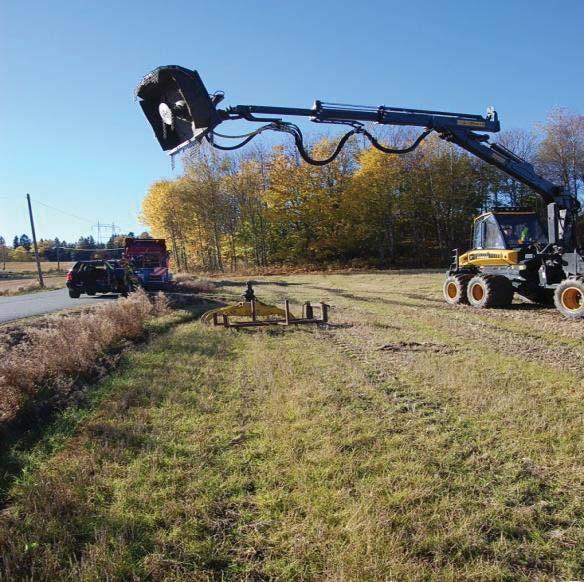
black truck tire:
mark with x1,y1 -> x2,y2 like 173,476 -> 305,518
119,280 -> 130,297
68,289 -> 81,299
443,274 -> 472,305
554,278 -> 584,318
467,275 -> 514,308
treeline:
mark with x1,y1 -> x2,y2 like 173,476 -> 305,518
141,108 -> 584,271
0,233 -> 149,263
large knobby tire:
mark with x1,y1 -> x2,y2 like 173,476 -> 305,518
68,289 -> 81,299
554,278 -> 584,319
467,275 -> 514,309
443,274 -> 472,305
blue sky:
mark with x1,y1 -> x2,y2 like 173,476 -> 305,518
1,0 -> 583,243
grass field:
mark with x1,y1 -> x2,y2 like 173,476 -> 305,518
0,262 -> 71,294
0,261 -> 73,276
1,272 -> 582,579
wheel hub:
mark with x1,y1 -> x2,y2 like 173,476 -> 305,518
471,283 -> 484,301
561,287 -> 583,311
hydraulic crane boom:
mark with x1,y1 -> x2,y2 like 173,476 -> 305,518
136,65 -> 580,249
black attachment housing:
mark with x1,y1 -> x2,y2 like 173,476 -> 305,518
135,66 -> 222,153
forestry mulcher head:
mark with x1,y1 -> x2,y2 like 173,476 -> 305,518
135,65 -> 223,155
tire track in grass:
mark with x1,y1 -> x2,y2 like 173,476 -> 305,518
314,294 -> 584,470
238,279 -> 584,464
222,276 -> 583,571
302,275 -> 584,344
307,323 -> 583,579
321,326 -> 448,417
306,283 -> 584,382
227,330 -> 494,578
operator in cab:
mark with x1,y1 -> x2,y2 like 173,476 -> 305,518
517,223 -> 530,244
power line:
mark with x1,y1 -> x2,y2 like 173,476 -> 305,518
33,198 -> 95,224
31,197 -> 134,230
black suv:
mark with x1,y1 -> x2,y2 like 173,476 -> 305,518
66,260 -> 137,299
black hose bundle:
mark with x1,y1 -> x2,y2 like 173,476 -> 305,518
206,120 -> 433,165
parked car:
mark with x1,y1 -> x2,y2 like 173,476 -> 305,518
66,260 -> 137,299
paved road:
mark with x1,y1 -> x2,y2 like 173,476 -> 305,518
0,288 -> 121,324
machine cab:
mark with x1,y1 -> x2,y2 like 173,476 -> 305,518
458,208 -> 547,268
472,209 -> 547,251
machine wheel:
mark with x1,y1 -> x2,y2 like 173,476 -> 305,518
68,289 -> 81,299
443,274 -> 472,305
554,278 -> 584,318
119,281 -> 130,297
467,275 -> 514,308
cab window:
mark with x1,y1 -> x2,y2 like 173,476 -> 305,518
498,215 -> 547,248
485,215 -> 506,249
473,215 -> 505,249
473,219 -> 484,249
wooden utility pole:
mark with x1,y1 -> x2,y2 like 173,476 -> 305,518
0,237 -> 6,270
26,193 -> 44,288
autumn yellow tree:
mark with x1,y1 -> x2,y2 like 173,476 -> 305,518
141,179 -> 190,271
343,146 -> 405,264
225,156 -> 270,267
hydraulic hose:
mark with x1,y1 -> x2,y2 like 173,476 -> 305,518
363,128 -> 433,154
206,120 -> 433,164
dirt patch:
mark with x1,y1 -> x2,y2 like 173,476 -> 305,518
375,341 -> 458,354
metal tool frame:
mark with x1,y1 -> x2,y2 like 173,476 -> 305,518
210,299 -> 329,329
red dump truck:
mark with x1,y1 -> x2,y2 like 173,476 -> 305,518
124,238 -> 172,289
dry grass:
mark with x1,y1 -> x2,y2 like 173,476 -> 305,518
0,281 -> 41,296
0,262 -> 71,294
0,277 -> 64,296
0,272 -> 582,579
0,262 -> 67,295
0,290 -> 168,426
0,261 -> 73,274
